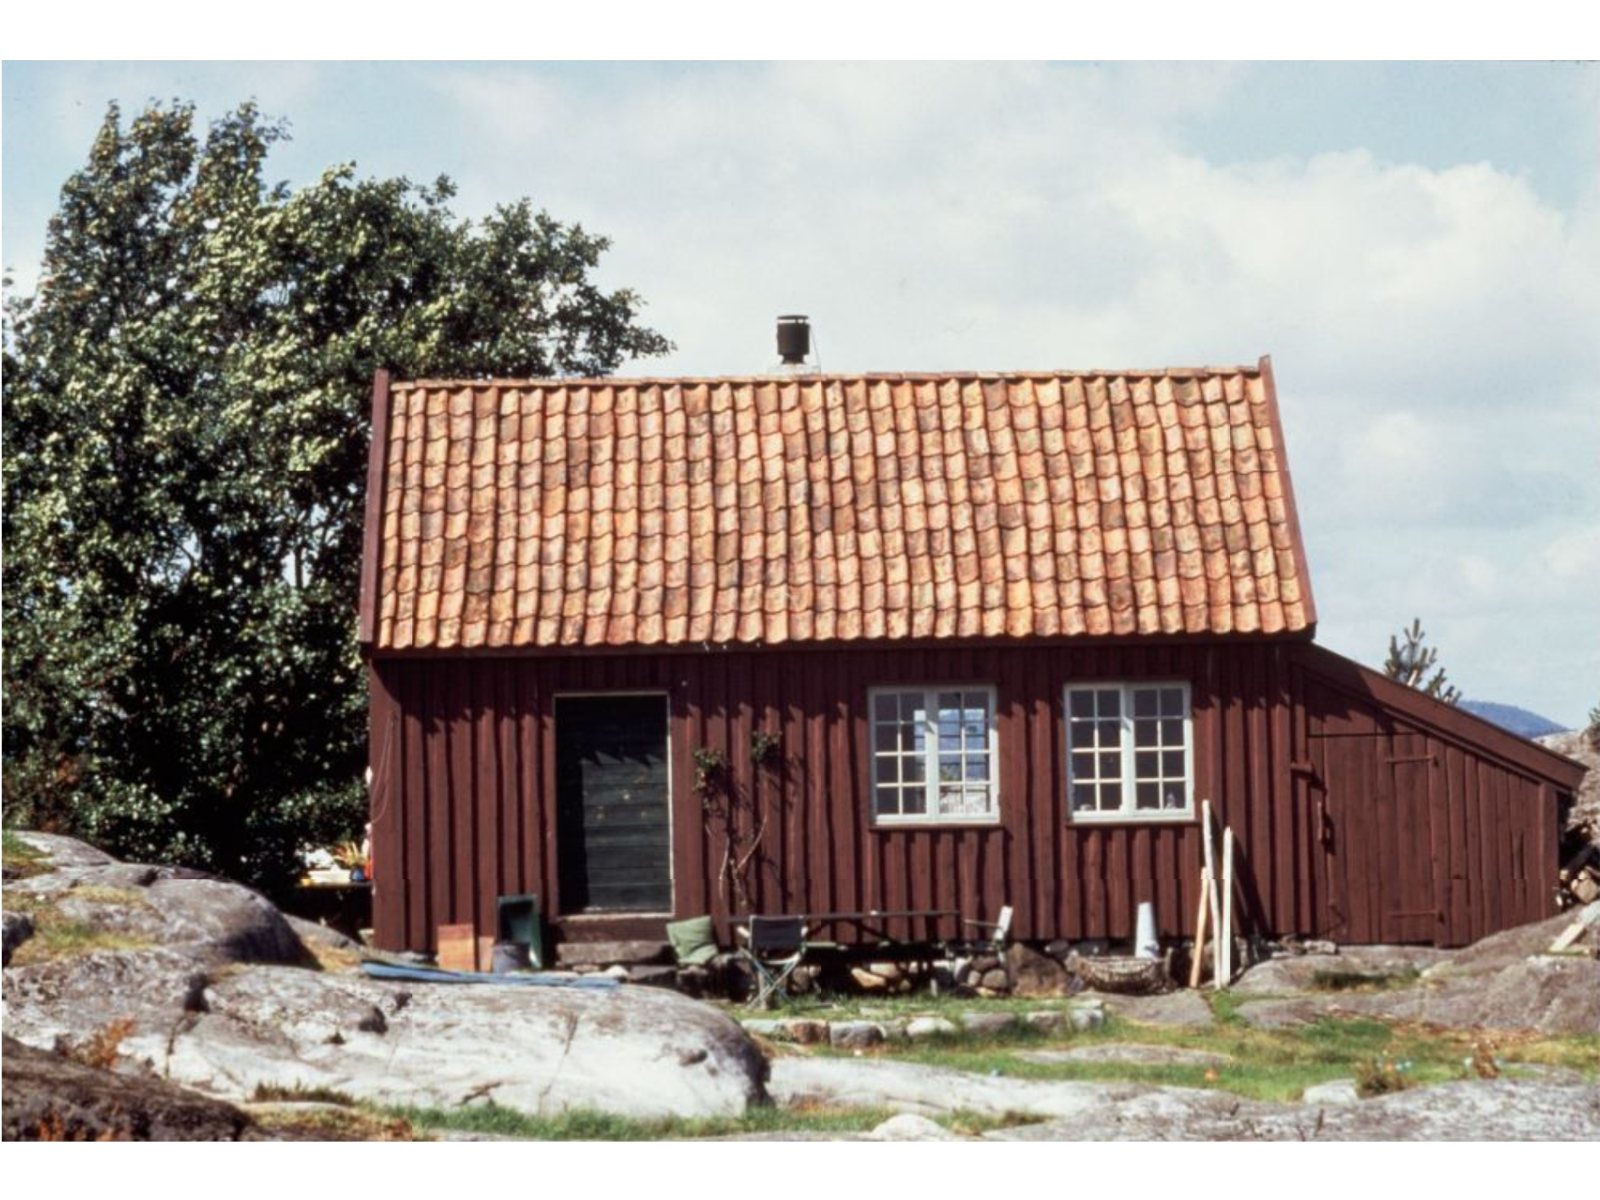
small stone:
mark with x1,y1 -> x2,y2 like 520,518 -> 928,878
741,1019 -> 783,1038
1006,944 -> 1070,998
850,967 -> 891,991
879,1019 -> 909,1042
778,1019 -> 830,1045
1302,1079 -> 1362,1105
829,1021 -> 885,1050
969,955 -> 1001,974
960,1012 -> 1017,1036
601,964 -> 630,980
1068,1001 -> 1106,1031
1022,1011 -> 1065,1033
1044,939 -> 1075,962
867,961 -> 903,983
906,1016 -> 960,1040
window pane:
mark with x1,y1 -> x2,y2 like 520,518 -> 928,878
874,693 -> 898,722
1097,720 -> 1121,746
875,785 -> 900,815
910,721 -> 926,752
1133,688 -> 1158,718
903,756 -> 925,783
1070,751 -> 1095,781
874,756 -> 898,784
900,787 -> 925,815
1160,687 -> 1185,717
1097,689 -> 1121,717
1136,782 -> 1160,810
965,755 -> 989,782
1072,783 -> 1096,811
1099,783 -> 1122,811
1161,719 -> 1183,746
1069,690 -> 1095,718
937,691 -> 961,714
1163,750 -> 1186,778
874,722 -> 899,752
1134,720 -> 1157,747
938,756 -> 961,782
1099,751 -> 1121,779
1163,784 -> 1186,810
1135,750 -> 1158,778
939,729 -> 962,752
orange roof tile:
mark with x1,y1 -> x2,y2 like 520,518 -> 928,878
362,359 -> 1315,650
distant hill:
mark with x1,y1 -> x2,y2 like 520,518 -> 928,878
1460,701 -> 1568,740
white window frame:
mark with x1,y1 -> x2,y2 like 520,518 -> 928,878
868,685 -> 1001,826
1064,681 -> 1194,824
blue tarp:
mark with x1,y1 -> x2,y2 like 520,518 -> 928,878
360,960 -> 619,989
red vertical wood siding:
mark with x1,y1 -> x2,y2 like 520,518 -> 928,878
368,640 -> 1570,953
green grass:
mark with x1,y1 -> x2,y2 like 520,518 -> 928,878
383,1101 -> 905,1140
252,1082 -> 361,1107
2,831 -> 51,878
1309,967 -> 1422,993
807,1003 -> 1600,1103
5,891 -> 155,965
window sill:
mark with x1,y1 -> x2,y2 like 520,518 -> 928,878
871,816 -> 1002,831
1068,812 -> 1197,827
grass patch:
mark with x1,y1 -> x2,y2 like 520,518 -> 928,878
252,1082 -> 361,1107
1310,967 -> 1421,993
252,1106 -> 416,1141
3,831 -> 52,879
63,885 -> 153,909
6,898 -> 153,966
835,1004 -> 1595,1103
384,1100 -> 899,1141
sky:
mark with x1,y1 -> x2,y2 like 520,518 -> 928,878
4,60 -> 1597,726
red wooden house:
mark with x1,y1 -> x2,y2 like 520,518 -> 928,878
359,357 -> 1583,954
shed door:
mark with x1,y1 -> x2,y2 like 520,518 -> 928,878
555,695 -> 672,914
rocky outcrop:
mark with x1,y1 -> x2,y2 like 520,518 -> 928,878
3,1034 -> 257,1141
2,833 -> 768,1121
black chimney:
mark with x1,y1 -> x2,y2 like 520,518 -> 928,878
776,315 -> 810,366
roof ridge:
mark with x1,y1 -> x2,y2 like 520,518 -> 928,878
391,365 -> 1266,390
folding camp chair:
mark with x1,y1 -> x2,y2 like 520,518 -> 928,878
961,904 -> 1014,954
736,915 -> 809,1009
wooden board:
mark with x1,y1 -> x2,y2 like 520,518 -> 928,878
437,923 -> 477,972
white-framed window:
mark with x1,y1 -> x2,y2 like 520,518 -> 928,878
1065,682 -> 1193,821
870,686 -> 999,824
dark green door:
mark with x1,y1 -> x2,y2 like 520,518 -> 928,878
555,695 -> 671,913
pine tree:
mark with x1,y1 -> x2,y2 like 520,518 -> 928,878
1383,618 -> 1461,705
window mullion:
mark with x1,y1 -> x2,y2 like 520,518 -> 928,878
1120,687 -> 1136,815
924,691 -> 940,818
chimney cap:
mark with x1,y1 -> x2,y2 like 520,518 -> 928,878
776,314 -> 811,366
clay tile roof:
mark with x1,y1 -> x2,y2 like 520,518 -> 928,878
361,358 -> 1316,650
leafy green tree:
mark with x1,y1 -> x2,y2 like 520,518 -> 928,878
2,101 -> 670,888
1383,618 -> 1461,705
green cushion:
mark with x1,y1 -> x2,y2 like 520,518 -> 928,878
667,916 -> 719,966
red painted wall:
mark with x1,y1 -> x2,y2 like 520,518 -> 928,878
367,639 -> 1568,953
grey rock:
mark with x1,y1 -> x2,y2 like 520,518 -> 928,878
906,1016 -> 959,1040
869,1113 -> 964,1141
8,963 -> 768,1121
1023,1011 -> 1066,1033
1019,1043 -> 1230,1067
829,1020 -> 885,1050
1006,943 -> 1070,998
1301,1079 -> 1361,1105
978,968 -> 1011,991
286,915 -> 363,960
1095,989 -> 1215,1027
1237,997 -> 1325,1029
10,832 -> 117,869
776,1019 -> 830,1045
986,1078 -> 1600,1142
3,1034 -> 258,1141
1233,945 -> 1449,996
1068,1004 -> 1106,1032
960,1011 -> 1017,1036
